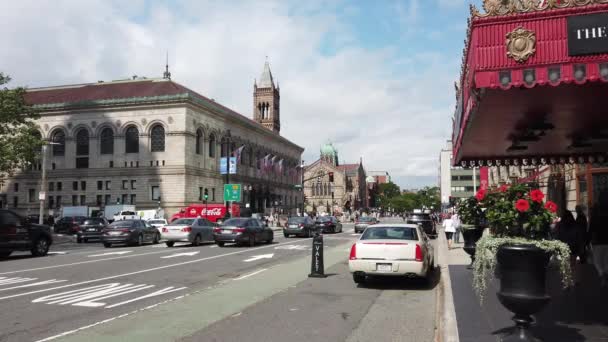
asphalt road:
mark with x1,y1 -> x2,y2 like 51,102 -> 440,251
0,219 -> 437,342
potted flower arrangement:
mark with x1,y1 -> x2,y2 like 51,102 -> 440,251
472,183 -> 572,341
456,191 -> 487,269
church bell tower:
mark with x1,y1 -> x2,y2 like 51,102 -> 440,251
253,60 -> 280,133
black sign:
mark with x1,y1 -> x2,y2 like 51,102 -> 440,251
567,13 -> 608,56
308,234 -> 326,278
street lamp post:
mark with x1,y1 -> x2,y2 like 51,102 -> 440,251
223,130 -> 232,218
39,142 -> 61,225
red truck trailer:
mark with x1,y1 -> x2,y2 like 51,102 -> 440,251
170,203 -> 241,223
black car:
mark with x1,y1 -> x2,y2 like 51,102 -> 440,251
0,209 -> 53,258
283,216 -> 316,238
101,219 -> 160,247
213,217 -> 274,247
77,217 -> 110,243
315,216 -> 343,234
54,216 -> 87,235
407,213 -> 436,238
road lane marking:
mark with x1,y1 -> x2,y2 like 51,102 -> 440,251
160,251 -> 200,259
274,244 -> 310,251
0,238 -> 310,301
0,276 -> 37,285
0,248 -> 196,275
88,251 -> 132,257
0,279 -> 67,291
243,254 -> 274,262
233,268 -> 268,280
47,252 -> 68,255
105,286 -> 186,308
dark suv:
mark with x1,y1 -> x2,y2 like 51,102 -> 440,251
407,213 -> 436,238
0,209 -> 53,258
283,216 -> 316,238
77,217 -> 110,243
54,216 -> 87,235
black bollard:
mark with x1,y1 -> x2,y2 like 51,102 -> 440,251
308,229 -> 326,278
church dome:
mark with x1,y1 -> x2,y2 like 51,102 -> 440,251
320,142 -> 337,156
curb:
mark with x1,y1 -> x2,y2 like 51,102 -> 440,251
434,228 -> 460,342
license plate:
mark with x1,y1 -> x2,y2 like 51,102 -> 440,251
289,225 -> 298,228
87,228 -> 96,232
222,230 -> 232,234
376,263 -> 392,272
109,231 -> 121,235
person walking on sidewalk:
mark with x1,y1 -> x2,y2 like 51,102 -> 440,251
452,213 -> 462,244
555,211 -> 580,286
443,214 -> 456,249
590,194 -> 608,287
575,205 -> 589,264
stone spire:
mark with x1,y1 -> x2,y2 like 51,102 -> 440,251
258,58 -> 275,88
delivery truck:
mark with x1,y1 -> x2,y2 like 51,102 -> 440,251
170,203 -> 240,223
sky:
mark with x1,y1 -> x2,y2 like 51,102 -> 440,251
0,0 -> 484,189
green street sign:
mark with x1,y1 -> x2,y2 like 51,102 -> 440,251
224,184 -> 242,202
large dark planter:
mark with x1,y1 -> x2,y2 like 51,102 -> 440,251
461,226 -> 484,269
496,244 -> 551,342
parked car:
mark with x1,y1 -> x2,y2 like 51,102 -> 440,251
148,219 -> 168,233
0,209 -> 53,258
354,216 -> 380,233
161,217 -> 215,247
113,210 -> 138,222
54,216 -> 87,235
406,213 -> 436,238
76,217 -> 110,243
348,224 -> 434,284
213,217 -> 274,247
315,216 -> 343,234
283,216 -> 316,238
101,219 -> 160,248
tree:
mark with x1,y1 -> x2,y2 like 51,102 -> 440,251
0,73 -> 42,175
377,182 -> 401,209
417,186 -> 441,211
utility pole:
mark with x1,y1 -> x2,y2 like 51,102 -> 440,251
224,130 -> 232,218
38,144 -> 48,225
473,166 -> 477,193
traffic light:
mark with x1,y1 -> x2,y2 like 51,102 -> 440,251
204,188 -> 209,202
328,172 -> 334,183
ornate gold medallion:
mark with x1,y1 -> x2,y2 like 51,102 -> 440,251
506,27 -> 536,63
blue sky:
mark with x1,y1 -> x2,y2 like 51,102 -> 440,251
1,0 -> 484,189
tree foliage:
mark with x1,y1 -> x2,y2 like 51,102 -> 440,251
0,73 -> 42,175
377,184 -> 441,213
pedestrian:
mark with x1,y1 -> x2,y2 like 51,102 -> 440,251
589,193 -> 608,287
443,214 -> 456,249
555,211 -> 580,286
575,205 -> 589,264
453,213 -> 462,244
268,214 -> 275,227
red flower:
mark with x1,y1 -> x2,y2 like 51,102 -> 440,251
515,199 -> 530,212
545,201 -> 558,213
475,189 -> 486,201
499,184 -> 509,193
530,189 -> 545,203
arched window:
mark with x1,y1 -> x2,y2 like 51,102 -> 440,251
100,128 -> 114,155
150,125 -> 165,152
208,134 -> 216,158
196,129 -> 203,155
51,130 -> 65,156
76,129 -> 89,155
125,126 -> 139,154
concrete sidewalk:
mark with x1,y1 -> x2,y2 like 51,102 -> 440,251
441,233 -> 608,342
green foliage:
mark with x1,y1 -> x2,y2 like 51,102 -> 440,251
456,196 -> 483,226
473,235 -> 573,303
0,73 -> 42,175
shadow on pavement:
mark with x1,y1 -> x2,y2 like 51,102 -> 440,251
358,267 -> 441,291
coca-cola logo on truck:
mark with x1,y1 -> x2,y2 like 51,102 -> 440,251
190,209 -> 197,216
201,208 -> 223,217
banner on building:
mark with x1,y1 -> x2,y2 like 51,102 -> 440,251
479,166 -> 489,190
220,157 -> 237,175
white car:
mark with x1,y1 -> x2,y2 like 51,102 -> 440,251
348,224 -> 434,284
113,210 -> 138,222
147,219 -> 168,233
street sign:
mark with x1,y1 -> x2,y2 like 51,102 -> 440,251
38,192 -> 46,201
224,184 -> 242,202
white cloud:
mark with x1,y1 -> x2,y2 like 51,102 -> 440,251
0,0 -> 458,188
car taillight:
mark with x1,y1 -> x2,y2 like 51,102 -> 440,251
233,227 -> 246,233
349,244 -> 357,260
120,228 -> 131,233
213,227 -> 221,233
415,244 -> 423,262
298,224 -> 304,228
72,224 -> 81,231
162,227 -> 168,233
182,227 -> 192,232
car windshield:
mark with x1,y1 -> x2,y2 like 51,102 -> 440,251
359,217 -> 374,222
83,218 -> 104,225
288,217 -> 306,224
172,219 -> 195,225
316,217 -> 331,222
109,220 -> 135,228
410,214 -> 431,221
360,227 -> 418,241
120,211 -> 136,216
74,217 -> 87,223
223,218 -> 249,226
148,220 -> 166,225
